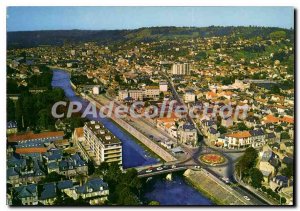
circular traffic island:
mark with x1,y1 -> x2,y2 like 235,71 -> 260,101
199,153 -> 227,166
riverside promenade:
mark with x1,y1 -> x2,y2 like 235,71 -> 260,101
84,94 -> 177,163
184,169 -> 250,205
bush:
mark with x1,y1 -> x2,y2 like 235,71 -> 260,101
281,197 -> 287,204
261,186 -> 267,192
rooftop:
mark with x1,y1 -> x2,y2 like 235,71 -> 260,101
85,121 -> 121,145
7,131 -> 64,143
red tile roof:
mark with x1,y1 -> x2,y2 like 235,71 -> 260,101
15,147 -> 48,154
74,127 -> 84,138
226,131 -> 251,139
281,116 -> 294,124
7,131 -> 64,143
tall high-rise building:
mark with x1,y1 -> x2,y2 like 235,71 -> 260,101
82,121 -> 122,165
171,63 -> 190,75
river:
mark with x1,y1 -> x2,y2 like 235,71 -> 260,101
51,69 -> 213,205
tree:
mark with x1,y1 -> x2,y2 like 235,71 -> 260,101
40,172 -> 66,184
7,98 -> 16,121
281,197 -> 287,204
235,147 -> 258,179
149,200 -> 160,205
249,168 -> 264,188
75,174 -> 87,186
87,160 -> 95,176
237,122 -> 248,131
281,164 -> 293,178
280,132 -> 290,140
270,31 -> 287,40
281,164 -> 293,187
219,125 -> 227,134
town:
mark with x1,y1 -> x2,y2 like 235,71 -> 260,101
6,25 -> 294,206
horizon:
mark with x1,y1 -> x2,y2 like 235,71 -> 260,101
7,25 -> 294,33
7,7 -> 294,32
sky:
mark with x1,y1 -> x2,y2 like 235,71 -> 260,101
7,7 -> 294,32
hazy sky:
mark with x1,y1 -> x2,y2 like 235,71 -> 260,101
7,7 -> 294,31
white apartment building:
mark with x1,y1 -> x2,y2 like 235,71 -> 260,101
83,121 -> 122,165
171,63 -> 190,75
184,91 -> 196,103
144,86 -> 160,98
129,90 -> 144,101
118,90 -> 129,101
159,81 -> 168,92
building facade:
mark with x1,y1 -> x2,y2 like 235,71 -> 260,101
171,63 -> 190,75
83,121 -> 122,165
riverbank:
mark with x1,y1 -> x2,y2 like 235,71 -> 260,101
183,169 -> 247,205
48,65 -> 73,73
51,69 -> 158,168
85,94 -> 177,162
108,116 -> 163,164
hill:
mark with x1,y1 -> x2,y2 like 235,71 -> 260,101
7,26 -> 294,49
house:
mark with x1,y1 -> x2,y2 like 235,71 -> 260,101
225,131 -> 251,149
7,167 -> 20,187
156,117 -> 179,138
221,117 -> 233,128
7,120 -> 18,135
270,175 -> 292,191
67,178 -> 109,204
207,127 -> 220,144
184,90 -> 196,103
265,132 -> 277,143
280,141 -> 294,156
259,150 -> 279,182
249,129 -> 265,148
177,123 -> 198,146
57,180 -> 74,192
7,156 -> 46,186
201,119 -> 217,136
39,183 -> 57,205
244,116 -> 259,128
13,184 -> 38,205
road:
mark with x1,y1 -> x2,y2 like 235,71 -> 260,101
162,72 -> 269,205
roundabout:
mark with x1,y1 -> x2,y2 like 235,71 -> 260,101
199,153 -> 227,166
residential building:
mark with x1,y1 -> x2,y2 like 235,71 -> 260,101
144,86 -> 160,99
184,91 -> 196,103
82,121 -> 122,165
128,90 -> 143,101
159,81 -> 168,92
171,63 -> 190,75
178,123 -> 198,146
13,184 -> 38,205
7,120 -> 18,135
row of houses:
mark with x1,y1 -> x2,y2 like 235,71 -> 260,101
8,178 -> 109,205
216,129 -> 277,149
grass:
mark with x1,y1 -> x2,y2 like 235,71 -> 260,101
184,175 -> 224,205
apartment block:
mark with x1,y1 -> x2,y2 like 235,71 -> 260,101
82,121 -> 122,165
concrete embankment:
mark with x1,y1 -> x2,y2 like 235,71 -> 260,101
183,169 -> 247,205
85,95 -> 177,163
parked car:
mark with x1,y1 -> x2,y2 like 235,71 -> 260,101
243,196 -> 250,201
222,177 -> 230,184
